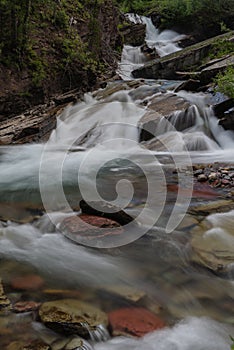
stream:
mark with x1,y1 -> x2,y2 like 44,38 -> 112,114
0,15 -> 234,350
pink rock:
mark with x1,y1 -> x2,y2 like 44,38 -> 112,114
108,307 -> 166,337
13,300 -> 41,313
60,214 -> 123,240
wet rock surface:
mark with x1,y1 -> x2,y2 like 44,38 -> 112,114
190,210 -> 234,274
12,301 -> 41,313
0,102 -> 66,145
188,200 -> 234,216
138,92 -> 191,141
119,22 -> 146,47
213,98 -> 234,131
132,31 -> 234,81
108,307 -> 166,337
39,299 -> 108,338
10,274 -> 45,291
79,200 -> 133,226
60,214 -> 124,244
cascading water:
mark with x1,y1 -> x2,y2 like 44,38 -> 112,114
118,14 -> 186,80
0,12 -> 234,350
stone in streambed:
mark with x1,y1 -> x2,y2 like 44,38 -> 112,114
197,174 -> 208,182
60,214 -> 123,243
10,274 -> 44,291
13,300 -> 41,313
188,200 -> 234,216
108,307 -> 166,337
79,200 -> 133,226
39,299 -> 108,339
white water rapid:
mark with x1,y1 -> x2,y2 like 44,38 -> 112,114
0,13 -> 234,350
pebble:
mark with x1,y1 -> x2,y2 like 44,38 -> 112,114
197,174 -> 208,182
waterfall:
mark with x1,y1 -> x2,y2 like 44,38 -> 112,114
118,15 -> 186,80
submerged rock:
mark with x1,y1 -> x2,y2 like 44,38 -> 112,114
108,307 -> 166,337
79,200 -> 133,226
60,214 -> 124,245
12,300 -> 41,313
188,200 -> 234,216
39,299 -> 108,339
10,274 -> 45,291
191,210 -> 234,274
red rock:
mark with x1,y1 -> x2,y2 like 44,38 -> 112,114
60,214 -> 123,240
10,275 -> 44,291
108,307 -> 166,337
13,301 -> 41,313
167,183 -> 219,200
192,182 -> 220,199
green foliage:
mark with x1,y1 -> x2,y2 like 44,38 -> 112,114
56,34 -> 101,75
209,38 -> 234,59
27,46 -> 46,87
0,0 -> 108,89
214,66 -> 234,98
53,9 -> 69,29
220,21 -> 231,33
117,0 -> 234,31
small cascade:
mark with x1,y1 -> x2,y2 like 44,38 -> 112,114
49,91 -> 145,148
118,15 -> 185,80
87,324 -> 110,342
141,16 -> 186,56
176,91 -> 234,149
118,45 -> 148,80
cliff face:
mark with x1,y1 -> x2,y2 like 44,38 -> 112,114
0,0 -> 122,119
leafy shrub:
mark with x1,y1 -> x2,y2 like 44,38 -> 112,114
214,66 -> 234,98
209,38 -> 234,59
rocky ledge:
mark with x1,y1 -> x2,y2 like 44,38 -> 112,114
132,31 -> 234,84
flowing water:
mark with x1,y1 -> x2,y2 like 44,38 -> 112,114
0,14 -> 234,350
118,14 -> 186,80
